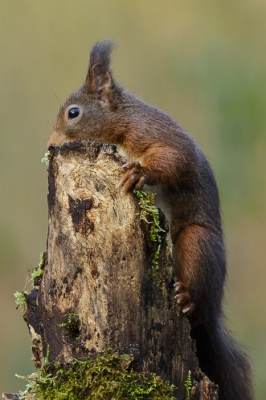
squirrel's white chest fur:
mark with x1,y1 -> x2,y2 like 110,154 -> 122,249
116,145 -> 143,165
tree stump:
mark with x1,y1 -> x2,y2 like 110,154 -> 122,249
3,139 -> 218,399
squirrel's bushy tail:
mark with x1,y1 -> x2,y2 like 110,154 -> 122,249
192,319 -> 253,400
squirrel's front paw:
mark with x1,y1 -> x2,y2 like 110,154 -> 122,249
174,279 -> 195,314
118,161 -> 148,192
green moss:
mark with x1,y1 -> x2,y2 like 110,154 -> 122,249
17,350 -> 176,399
14,291 -> 28,312
58,313 -> 82,340
44,346 -> 50,364
14,252 -> 44,311
184,370 -> 192,400
31,252 -> 45,282
41,151 -> 51,166
134,189 -> 165,274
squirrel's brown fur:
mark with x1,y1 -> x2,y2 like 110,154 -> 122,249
48,39 -> 253,400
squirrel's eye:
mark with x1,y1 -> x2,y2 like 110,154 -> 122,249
68,107 -> 80,119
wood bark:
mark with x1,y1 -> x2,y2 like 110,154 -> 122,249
3,139 -> 218,399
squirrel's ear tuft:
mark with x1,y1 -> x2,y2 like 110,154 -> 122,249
86,39 -> 115,99
89,39 -> 115,71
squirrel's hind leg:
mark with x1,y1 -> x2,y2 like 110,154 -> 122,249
172,223 -> 226,325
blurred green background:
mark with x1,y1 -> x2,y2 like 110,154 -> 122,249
0,0 -> 265,398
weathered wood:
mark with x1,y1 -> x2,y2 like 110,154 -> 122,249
191,375 -> 219,400
12,139 -> 218,399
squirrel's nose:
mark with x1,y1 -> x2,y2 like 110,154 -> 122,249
47,130 -> 64,148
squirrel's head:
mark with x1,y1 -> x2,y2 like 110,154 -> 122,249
48,39 -> 121,148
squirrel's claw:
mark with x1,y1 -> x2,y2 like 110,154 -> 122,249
135,175 -> 147,189
174,280 -> 195,314
119,161 -> 147,192
122,161 -> 140,170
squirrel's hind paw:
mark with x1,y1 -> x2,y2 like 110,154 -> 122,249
174,280 -> 195,314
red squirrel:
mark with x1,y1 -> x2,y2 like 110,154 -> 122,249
47,39 -> 253,400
